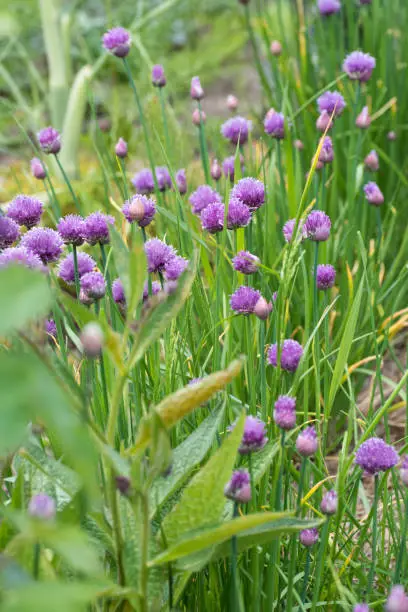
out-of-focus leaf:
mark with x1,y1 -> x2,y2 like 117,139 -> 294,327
130,358 -> 244,454
149,407 -> 225,517
0,581 -> 107,612
0,266 -> 52,336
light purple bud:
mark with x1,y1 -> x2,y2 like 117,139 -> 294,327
264,109 -> 285,139
273,395 -> 296,430
364,150 -> 379,172
320,490 -> 338,515
30,157 -> 46,180
364,181 -> 384,206
355,106 -> 371,129
80,322 -> 104,358
300,528 -> 319,547
37,127 -> 61,155
224,469 -> 252,504
296,426 -> 318,456
253,297 -> 273,320
232,250 -> 260,275
268,339 -> 304,372
316,111 -> 333,132
400,456 -> 408,487
305,210 -> 331,241
115,137 -> 128,158
191,76 -> 204,100
211,159 -> 222,181
192,108 -> 206,126
152,64 -> 166,87
318,0 -> 341,15
386,586 -> 408,612
28,493 -> 56,520
102,27 -> 131,58
270,40 -> 282,56
227,94 -> 239,111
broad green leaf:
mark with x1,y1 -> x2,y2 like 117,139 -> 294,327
1,581 -> 107,612
131,358 -> 244,453
150,512 -> 322,567
327,278 -> 363,414
149,407 -> 225,517
0,266 -> 52,336
159,412 -> 245,548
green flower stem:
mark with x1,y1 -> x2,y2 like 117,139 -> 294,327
158,87 -> 171,155
72,244 -> 80,298
301,549 -> 311,603
118,157 -> 130,202
231,502 -> 240,612
394,491 -> 408,582
267,430 -> 286,607
197,101 -> 210,183
54,154 -> 83,214
33,542 -> 40,579
311,518 -> 330,612
43,175 -> 61,219
367,474 -> 379,595
139,491 -> 150,612
109,475 -> 125,587
259,321 -> 266,421
285,457 -> 306,611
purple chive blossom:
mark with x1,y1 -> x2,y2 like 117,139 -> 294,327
222,155 -> 244,182
227,198 -> 252,229
122,195 -> 156,227
400,455 -> 408,487
236,415 -> 268,454
0,216 -> 19,249
83,212 -> 115,245
189,185 -> 222,215
364,150 -> 379,172
102,27 -> 131,57
268,339 -> 304,372
21,227 -> 63,264
364,181 -> 384,206
132,169 -> 155,194
7,195 -> 43,228
80,271 -> 106,300
112,278 -> 126,304
230,286 -> 261,315
224,469 -> 252,504
318,0 -> 341,15
283,218 -> 307,243
317,91 -> 346,117
343,51 -> 376,82
296,426 -> 318,456
221,116 -> 252,145
355,437 -> 399,474
386,586 -> 408,612
144,238 -> 176,273
316,264 -> 336,290
355,106 -> 371,128
231,178 -> 265,211
232,251 -> 260,274
156,167 -> 172,192
318,136 -> 334,164
321,490 -> 338,515
115,138 -> 128,158
201,202 -> 225,234
211,159 -> 222,181
164,255 -> 189,281
190,76 -> 204,100
264,110 -> 285,139
28,493 -> 56,520
142,280 -> 161,300
305,210 -> 331,241
58,252 -> 96,285
0,246 -> 45,271
300,528 -> 319,547
354,605 -> 370,612
30,157 -> 46,180
152,64 -> 166,87
175,169 -> 187,194
45,319 -> 57,338
57,214 -> 85,246
274,395 -> 296,430
37,127 -> 61,155
316,111 -> 333,133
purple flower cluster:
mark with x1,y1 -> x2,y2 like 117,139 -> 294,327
37,127 -> 61,154
232,251 -> 260,274
83,212 -> 115,245
144,238 -> 188,282
300,528 -> 319,547
230,286 -> 261,315
305,210 -> 331,241
112,278 -> 125,304
318,0 -> 341,15
143,280 -> 161,300
264,110 -> 285,139
189,185 -> 222,215
273,395 -> 296,430
201,202 -> 224,233
175,169 -> 187,194
283,218 -> 307,243
317,91 -> 346,117
80,271 -> 106,300
343,51 -> 376,82
224,469 -> 251,503
7,195 -> 43,228
28,493 -> 56,520
355,437 -> 399,474
58,252 -> 96,285
237,415 -> 268,454
222,155 -> 244,181
268,339 -> 303,372
131,167 -> 171,194
102,27 -> 131,57
0,216 -> 19,249
318,136 -> 334,164
122,195 -> 156,227
221,116 -> 252,145
231,178 -> 265,211
57,215 -> 85,246
316,264 -> 336,290
152,64 -> 166,87
21,227 -> 63,264
364,181 -> 384,206
296,426 -> 318,456
0,246 -> 45,271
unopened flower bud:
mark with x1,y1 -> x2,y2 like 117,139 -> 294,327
116,475 -> 131,496
190,76 -> 204,100
211,159 -> 222,181
320,490 -> 338,515
227,94 -> 239,111
316,111 -> 333,132
127,195 -> 146,221
355,106 -> 371,129
254,296 -> 273,320
364,149 -> 379,172
192,108 -> 206,126
270,40 -> 282,56
115,137 -> 128,158
387,130 -> 397,141
30,157 -> 46,180
28,493 -> 56,520
80,322 -> 104,358
294,139 -> 304,150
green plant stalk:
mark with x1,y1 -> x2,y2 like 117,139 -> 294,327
72,245 -> 80,298
394,492 -> 408,582
54,155 -> 83,214
140,491 -> 150,612
322,292 -> 330,446
244,5 -> 274,105
231,502 -> 240,612
311,518 -> 330,611
197,101 -> 211,183
313,242 -> 322,443
267,430 -> 286,607
367,474 -> 379,595
109,476 -> 125,586
259,321 -> 266,421
33,542 -> 40,579
286,457 -> 307,612
301,549 -> 311,603
159,87 -> 171,156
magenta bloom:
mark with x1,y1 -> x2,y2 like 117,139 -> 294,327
364,150 -> 379,172
222,155 -> 244,182
296,426 -> 318,456
156,166 -> 172,192
232,251 -> 260,275
144,238 -> 176,273
164,255 -> 189,281
264,110 -> 285,139
83,212 -> 115,245
355,437 -> 398,474
231,178 -> 265,211
115,138 -> 128,158
318,0 -> 341,15
189,185 -> 222,215
364,181 -> 384,206
221,116 -> 252,145
175,169 -> 187,194
201,202 -> 224,234
274,395 -> 296,430
102,27 -> 131,57
132,169 -> 155,194
227,198 -> 251,229
224,469 -> 251,503
28,493 -> 56,520
152,64 -> 166,87
112,278 -> 125,304
318,136 -> 334,164
58,252 -> 96,284
122,195 -> 156,227
37,127 -> 61,155
305,210 -> 331,241
7,195 -> 43,228
321,490 -> 338,515
354,605 -> 370,612
283,218 -> 307,243
57,214 -> 85,246
0,216 -> 19,249
30,157 -> 46,180
237,415 -> 268,454
0,246 -> 45,271
343,51 -> 376,82
268,339 -> 303,372
317,91 -> 346,117
21,227 -> 63,264
190,76 -> 204,100
80,271 -> 106,300
45,319 -> 57,338
230,286 -> 261,315
142,280 -> 161,300
386,586 -> 408,612
400,455 -> 408,487
300,528 -> 319,547
316,264 -> 336,290
211,159 -> 222,181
